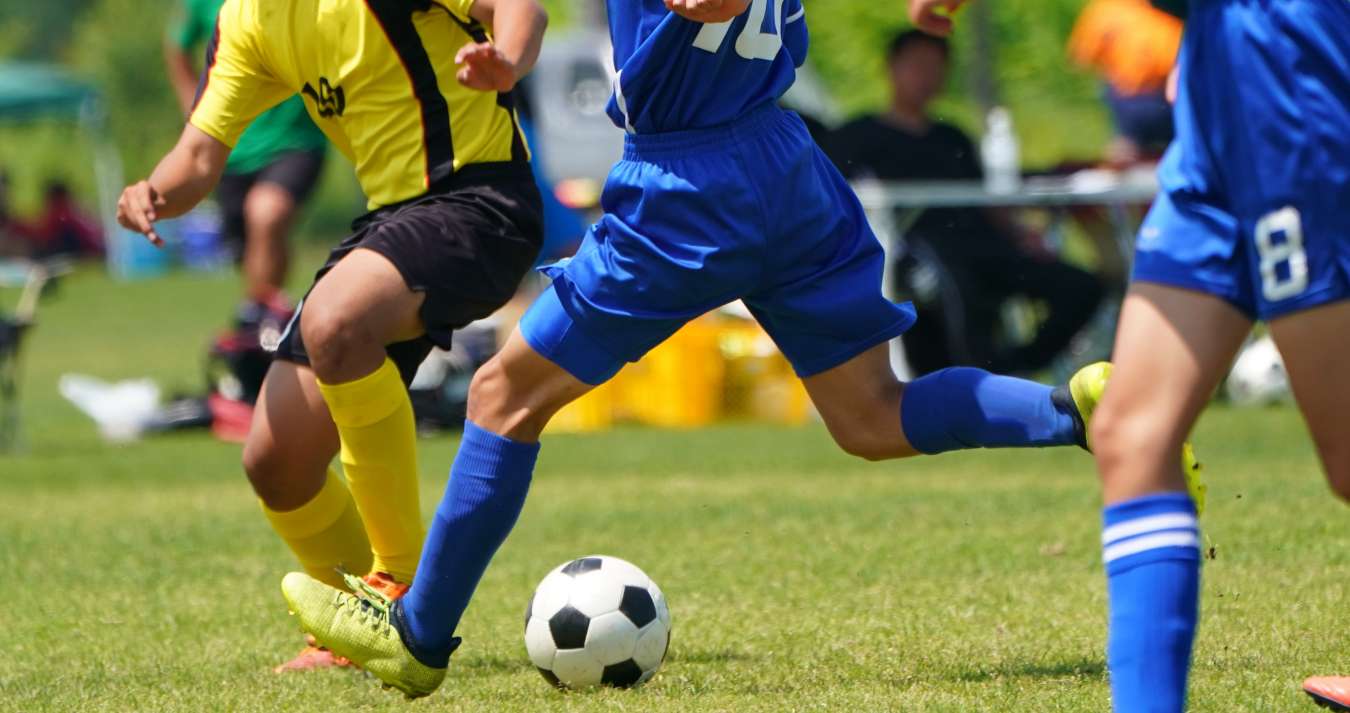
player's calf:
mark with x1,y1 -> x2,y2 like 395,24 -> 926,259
1321,457 -> 1350,504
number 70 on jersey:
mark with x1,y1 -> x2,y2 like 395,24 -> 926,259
691,0 -> 798,61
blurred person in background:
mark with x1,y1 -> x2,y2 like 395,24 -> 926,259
1068,0 -> 1182,165
827,30 -> 1103,376
3,180 -> 104,260
165,0 -> 328,329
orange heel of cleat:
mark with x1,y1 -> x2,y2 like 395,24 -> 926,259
273,635 -> 353,674
1306,677 -> 1350,711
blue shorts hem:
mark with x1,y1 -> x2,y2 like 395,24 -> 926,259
519,283 -> 626,386
1131,262 -> 1256,320
788,309 -> 916,378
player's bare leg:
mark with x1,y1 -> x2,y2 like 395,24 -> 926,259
1267,303 -> 1350,710
801,342 -> 915,460
240,182 -> 297,303
465,328 -> 595,442
297,247 -> 429,586
242,361 -> 340,513
1089,282 -> 1251,713
806,337 -> 1111,463
1268,300 -> 1350,502
300,248 -> 425,383
1092,284 -> 1250,502
243,360 -> 371,672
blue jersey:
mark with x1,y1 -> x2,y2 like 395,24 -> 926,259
605,0 -> 808,134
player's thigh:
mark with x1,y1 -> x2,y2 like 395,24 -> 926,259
242,359 -> 339,510
801,341 -> 913,460
1093,282 -> 1251,501
301,248 -> 426,352
1268,301 -> 1350,500
468,327 -> 595,442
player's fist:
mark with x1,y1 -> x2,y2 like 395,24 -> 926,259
116,180 -> 166,247
908,0 -> 967,36
665,0 -> 751,24
455,42 -> 519,92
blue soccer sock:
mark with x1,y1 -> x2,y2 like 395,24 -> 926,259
1102,493 -> 1200,713
398,421 -> 540,666
899,366 -> 1080,454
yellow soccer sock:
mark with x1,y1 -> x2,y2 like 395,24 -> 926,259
261,468 -> 373,589
318,358 -> 423,584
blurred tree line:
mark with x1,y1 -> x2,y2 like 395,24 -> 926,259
0,0 -> 1109,232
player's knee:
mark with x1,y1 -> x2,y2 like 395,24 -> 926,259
823,388 -> 905,461
832,429 -> 895,461
241,439 -> 289,506
299,299 -> 375,379
1089,400 -> 1174,483
466,354 -> 581,441
465,357 -> 546,439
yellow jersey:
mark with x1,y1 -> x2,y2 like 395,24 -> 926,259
191,0 -> 529,209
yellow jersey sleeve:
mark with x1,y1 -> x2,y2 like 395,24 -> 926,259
188,0 -> 294,148
436,0 -> 475,20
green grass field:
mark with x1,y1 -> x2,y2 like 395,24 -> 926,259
1,265 -> 1346,712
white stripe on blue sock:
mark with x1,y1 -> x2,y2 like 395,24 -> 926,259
1102,512 -> 1197,546
1104,531 -> 1200,564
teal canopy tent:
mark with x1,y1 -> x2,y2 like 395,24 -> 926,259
0,61 -> 125,260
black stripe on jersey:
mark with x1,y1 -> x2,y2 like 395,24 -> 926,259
364,0 -> 456,185
434,4 -> 529,164
190,18 -> 222,113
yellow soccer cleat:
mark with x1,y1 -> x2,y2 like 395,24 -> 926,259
281,571 -> 451,698
1066,361 -> 1207,516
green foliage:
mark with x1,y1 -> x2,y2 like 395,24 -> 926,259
66,0 -> 184,178
2,263 -> 1348,712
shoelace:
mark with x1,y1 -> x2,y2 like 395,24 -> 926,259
337,572 -> 393,630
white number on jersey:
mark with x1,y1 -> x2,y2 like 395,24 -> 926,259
692,0 -> 787,61
1254,206 -> 1309,301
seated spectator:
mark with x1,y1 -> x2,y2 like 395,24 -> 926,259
1068,0 -> 1183,165
5,181 -> 104,260
827,30 -> 1103,376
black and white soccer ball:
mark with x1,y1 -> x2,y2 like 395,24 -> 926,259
524,555 -> 671,689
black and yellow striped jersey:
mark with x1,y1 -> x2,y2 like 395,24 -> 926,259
191,0 -> 529,209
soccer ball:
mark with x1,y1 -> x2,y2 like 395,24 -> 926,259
1227,335 -> 1290,406
524,555 -> 671,689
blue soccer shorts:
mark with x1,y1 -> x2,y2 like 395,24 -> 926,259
1132,0 -> 1350,321
520,104 -> 916,385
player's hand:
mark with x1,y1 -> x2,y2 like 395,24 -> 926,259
908,0 -> 968,36
455,42 -> 519,92
116,180 -> 166,247
664,0 -> 751,24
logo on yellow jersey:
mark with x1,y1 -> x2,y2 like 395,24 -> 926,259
302,77 -> 346,118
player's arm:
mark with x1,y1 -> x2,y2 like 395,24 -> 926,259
117,125 -> 230,246
664,0 -> 751,23
455,0 -> 549,92
908,0 -> 968,36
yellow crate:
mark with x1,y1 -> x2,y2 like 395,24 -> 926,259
719,321 -> 811,426
544,379 -> 616,434
613,316 -> 725,428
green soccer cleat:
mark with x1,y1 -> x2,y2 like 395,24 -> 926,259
1063,361 -> 1208,516
281,571 -> 450,698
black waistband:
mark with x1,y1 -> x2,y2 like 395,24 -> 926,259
355,161 -> 534,229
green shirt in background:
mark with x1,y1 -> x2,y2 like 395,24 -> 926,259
171,0 -> 328,175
